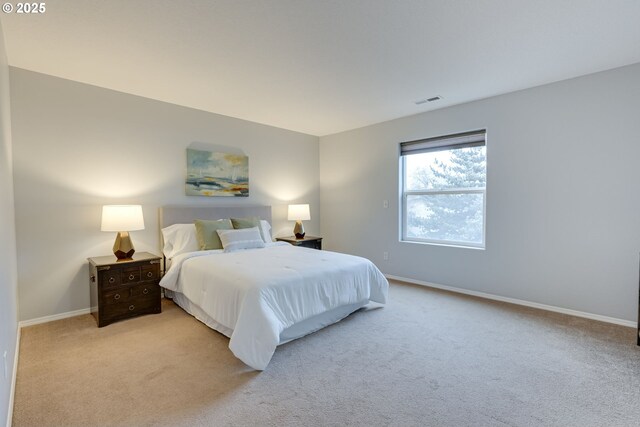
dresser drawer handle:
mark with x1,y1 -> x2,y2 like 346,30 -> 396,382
129,305 -> 135,311
143,288 -> 149,295
128,274 -> 135,281
147,271 -> 153,278
114,293 -> 120,300
108,277 -> 115,284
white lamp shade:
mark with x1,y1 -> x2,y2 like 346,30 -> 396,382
101,205 -> 145,232
287,204 -> 311,221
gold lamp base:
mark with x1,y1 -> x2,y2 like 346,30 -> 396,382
113,231 -> 135,259
293,220 -> 305,239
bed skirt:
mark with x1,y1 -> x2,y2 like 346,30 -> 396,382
164,290 -> 369,345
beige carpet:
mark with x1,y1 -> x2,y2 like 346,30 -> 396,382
12,280 -> 640,427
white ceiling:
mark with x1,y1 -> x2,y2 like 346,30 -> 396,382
2,0 -> 640,136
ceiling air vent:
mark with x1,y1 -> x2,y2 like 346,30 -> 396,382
414,96 -> 442,105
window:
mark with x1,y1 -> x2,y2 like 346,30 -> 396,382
400,130 -> 486,248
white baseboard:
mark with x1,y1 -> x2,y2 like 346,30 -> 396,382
18,308 -> 91,328
385,274 -> 636,328
6,327 -> 20,427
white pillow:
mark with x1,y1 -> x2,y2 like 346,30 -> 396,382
260,220 -> 273,243
161,224 -> 199,258
216,227 -> 266,252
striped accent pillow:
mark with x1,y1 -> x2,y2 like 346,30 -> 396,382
216,227 -> 266,252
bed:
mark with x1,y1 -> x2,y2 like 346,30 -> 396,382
158,205 -> 389,370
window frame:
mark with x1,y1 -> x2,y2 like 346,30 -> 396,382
399,130 -> 487,249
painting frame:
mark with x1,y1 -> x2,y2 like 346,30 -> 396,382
185,148 -> 249,197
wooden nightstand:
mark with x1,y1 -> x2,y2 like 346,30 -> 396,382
88,252 -> 162,327
276,236 -> 323,250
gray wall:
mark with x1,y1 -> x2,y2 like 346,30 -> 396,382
10,68 -> 320,321
0,19 -> 18,427
320,63 -> 640,322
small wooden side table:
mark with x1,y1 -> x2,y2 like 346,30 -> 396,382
88,252 -> 162,327
276,236 -> 323,250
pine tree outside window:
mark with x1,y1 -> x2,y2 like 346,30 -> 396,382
400,130 -> 486,248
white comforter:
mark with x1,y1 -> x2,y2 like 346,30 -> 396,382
160,243 -> 388,370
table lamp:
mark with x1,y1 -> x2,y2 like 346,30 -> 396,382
287,204 -> 310,239
101,205 -> 145,259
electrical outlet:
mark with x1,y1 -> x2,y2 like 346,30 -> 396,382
3,350 -> 7,379
383,251 -> 389,261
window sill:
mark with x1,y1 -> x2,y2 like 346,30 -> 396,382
400,239 -> 485,250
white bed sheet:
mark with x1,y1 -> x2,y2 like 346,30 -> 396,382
160,243 -> 388,370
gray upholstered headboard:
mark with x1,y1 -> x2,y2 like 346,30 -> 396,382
159,205 -> 272,229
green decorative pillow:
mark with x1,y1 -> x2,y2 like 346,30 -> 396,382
194,219 -> 233,250
230,217 -> 265,242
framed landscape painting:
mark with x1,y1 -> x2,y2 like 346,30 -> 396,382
186,148 -> 249,197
